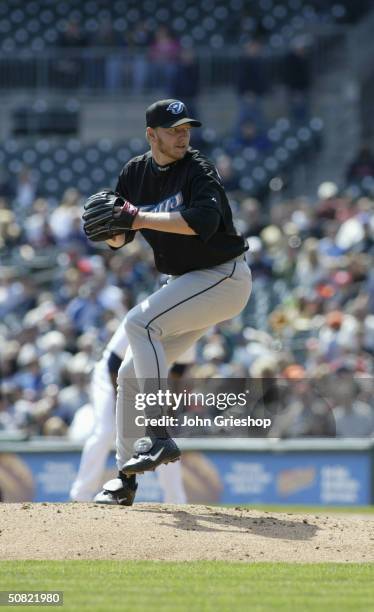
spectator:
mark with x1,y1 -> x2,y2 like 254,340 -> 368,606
238,198 -> 268,238
295,238 -> 325,288
65,282 -> 106,335
333,370 -> 374,437
237,39 -> 270,98
215,154 -> 240,192
57,17 -> 88,49
15,166 -> 37,210
93,16 -> 124,91
49,188 -> 82,246
42,415 -> 68,436
283,42 -> 311,122
55,353 -> 91,426
0,384 -> 23,431
0,275 -> 38,319
128,20 -> 153,93
270,365 -> 335,438
55,18 -> 88,88
13,345 -> 44,397
346,145 -> 374,184
261,225 -> 294,279
0,199 -> 20,250
169,49 -> 200,118
353,214 -> 374,254
38,331 -> 72,386
23,198 -> 55,248
227,121 -> 271,155
235,39 -> 270,134
149,26 -> 181,93
318,220 -> 346,259
246,236 -> 273,280
0,168 -> 14,200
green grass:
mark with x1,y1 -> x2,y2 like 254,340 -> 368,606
0,561 -> 373,612
231,504 -> 374,515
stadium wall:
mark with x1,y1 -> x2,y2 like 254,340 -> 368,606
0,438 -> 373,505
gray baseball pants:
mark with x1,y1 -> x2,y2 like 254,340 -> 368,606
115,256 -> 252,468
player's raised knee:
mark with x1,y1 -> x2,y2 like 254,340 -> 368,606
124,307 -> 146,336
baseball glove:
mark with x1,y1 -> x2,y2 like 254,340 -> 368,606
82,189 -> 139,242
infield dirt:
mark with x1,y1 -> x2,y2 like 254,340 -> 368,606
1,503 -> 373,563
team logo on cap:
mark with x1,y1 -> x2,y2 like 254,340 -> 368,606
167,101 -> 185,114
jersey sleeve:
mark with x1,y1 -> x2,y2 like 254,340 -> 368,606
115,165 -> 131,200
180,168 -> 222,242
112,163 -> 137,247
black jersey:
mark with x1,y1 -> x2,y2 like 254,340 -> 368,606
115,148 -> 248,275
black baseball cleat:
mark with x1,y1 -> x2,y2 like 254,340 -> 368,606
93,473 -> 137,505
121,437 -> 181,475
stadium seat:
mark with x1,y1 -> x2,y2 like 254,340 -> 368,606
0,0 -> 367,51
12,101 -> 80,136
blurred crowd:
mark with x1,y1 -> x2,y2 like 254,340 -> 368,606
55,19 -> 189,94
1,170 -> 374,440
54,16 -> 312,124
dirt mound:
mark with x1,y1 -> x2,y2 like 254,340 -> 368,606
0,503 -> 373,563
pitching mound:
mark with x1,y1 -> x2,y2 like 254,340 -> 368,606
1,503 -> 373,563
